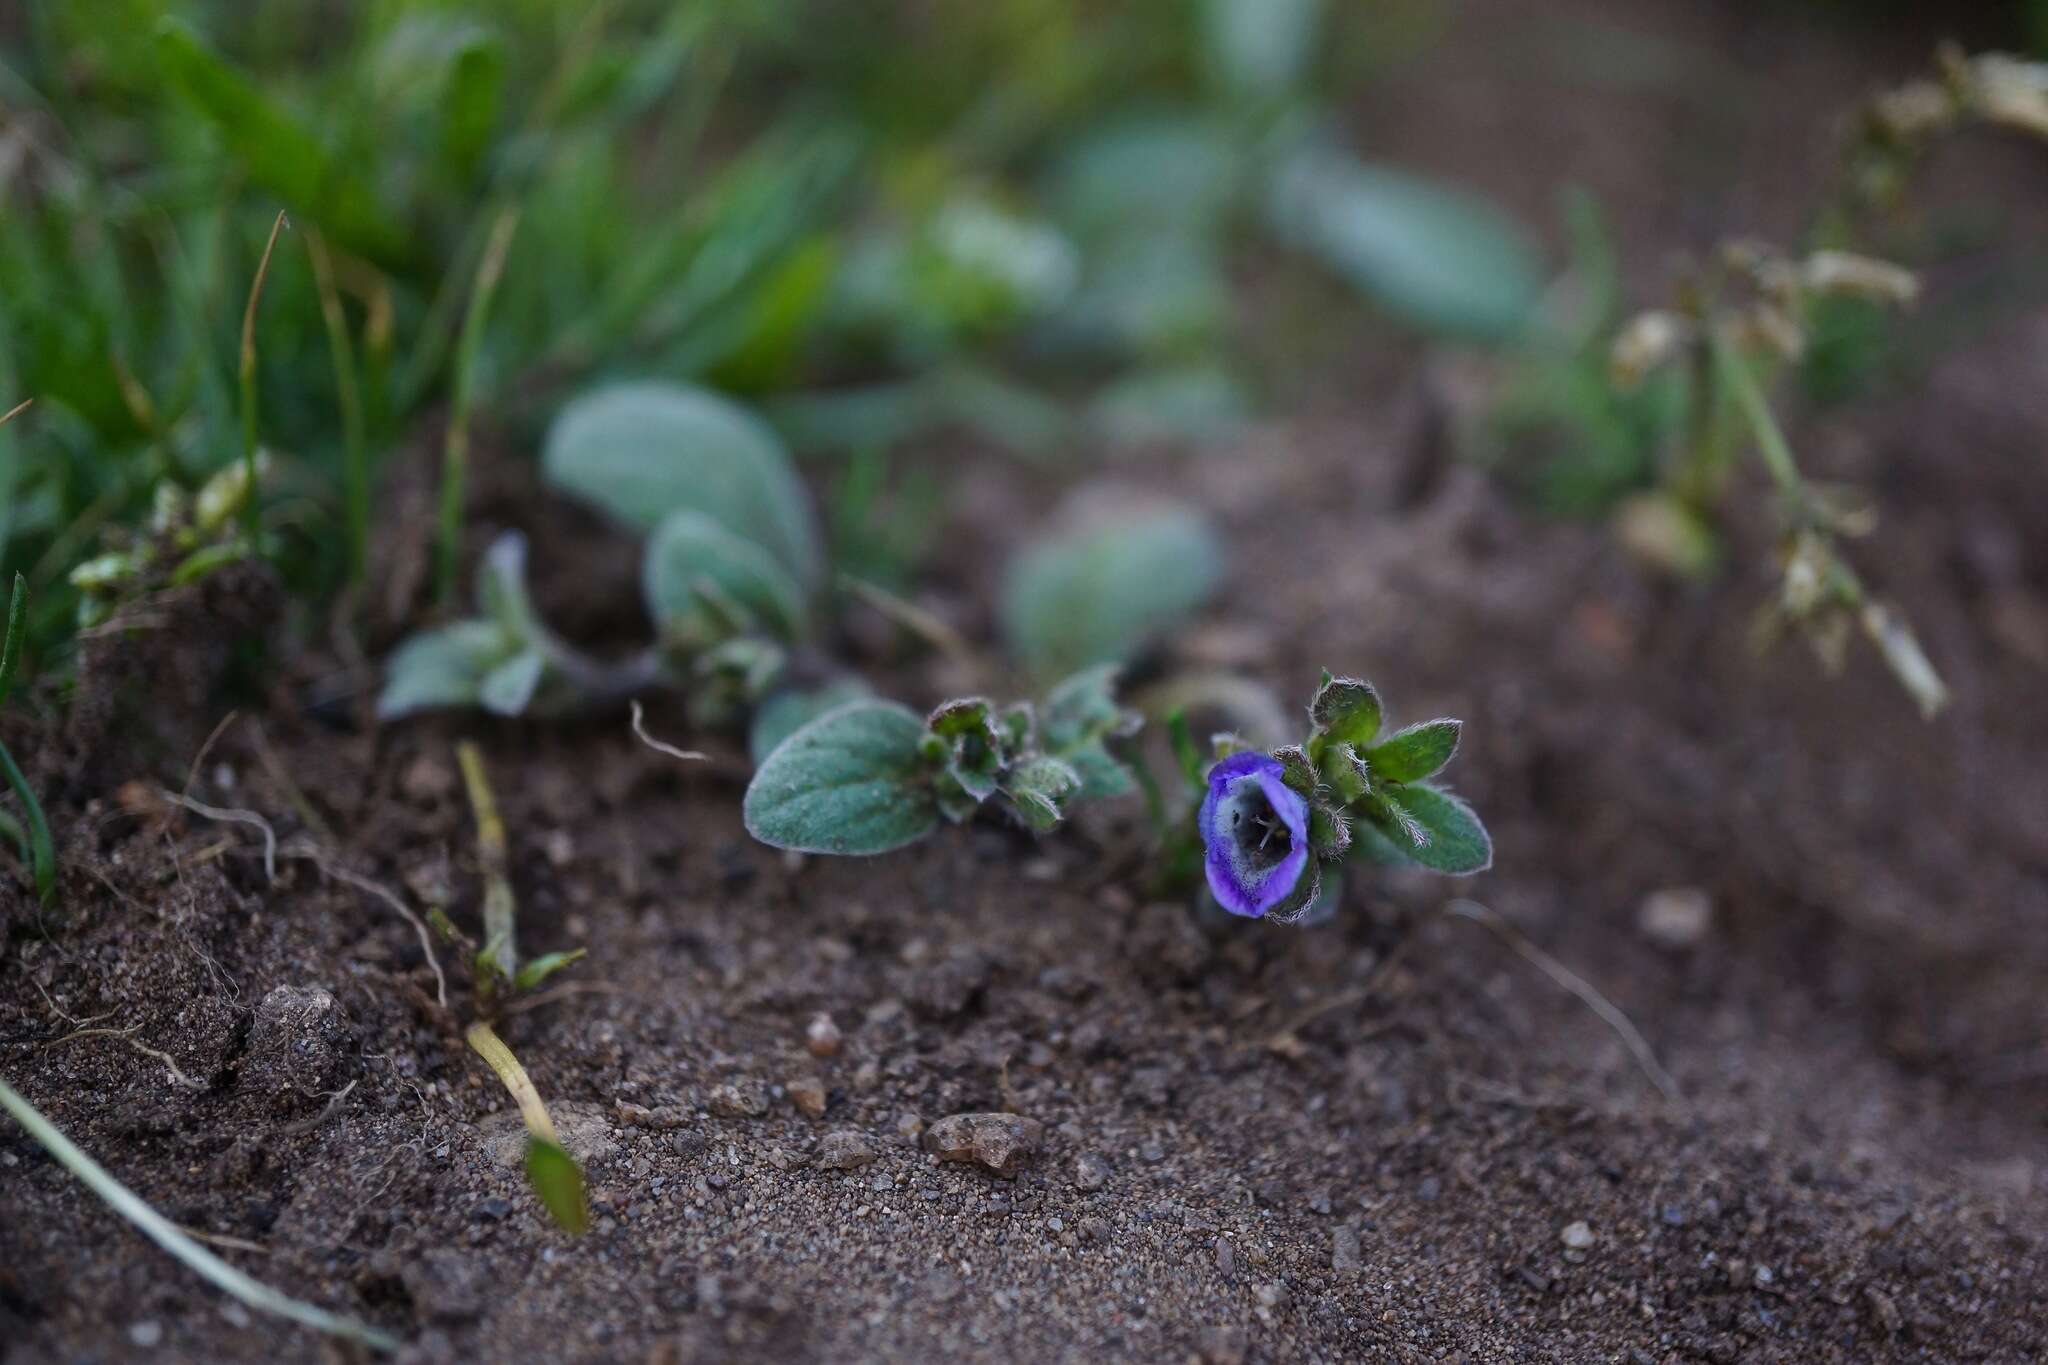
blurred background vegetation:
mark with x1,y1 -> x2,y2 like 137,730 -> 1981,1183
2,0 -> 2043,669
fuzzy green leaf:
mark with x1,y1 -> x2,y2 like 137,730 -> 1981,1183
1376,785 -> 1492,874
1003,507 -> 1223,680
377,621 -> 518,719
478,650 -> 546,717
542,382 -> 820,586
1310,674 -> 1381,749
1268,145 -> 1540,343
524,1138 -> 590,1236
748,679 -> 872,766
744,701 -> 938,855
1367,719 -> 1461,784
1002,756 -> 1083,833
643,509 -> 809,643
1200,0 -> 1324,98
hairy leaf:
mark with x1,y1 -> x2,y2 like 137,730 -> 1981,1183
1367,719 -> 1462,783
377,621 -> 518,719
748,679 -> 873,766
1003,506 -> 1223,679
643,509 -> 809,643
744,701 -> 938,855
1376,785 -> 1492,874
1268,145 -> 1540,343
542,382 -> 820,586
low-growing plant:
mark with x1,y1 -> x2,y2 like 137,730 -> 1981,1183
742,663 -> 1492,926
743,663 -> 1142,855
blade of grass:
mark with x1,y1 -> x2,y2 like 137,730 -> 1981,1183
464,1022 -> 589,1235
456,740 -> 517,985
0,396 -> 27,568
437,208 -> 519,606
238,211 -> 289,542
307,230 -> 369,587
0,571 -> 54,904
0,1075 -> 400,1351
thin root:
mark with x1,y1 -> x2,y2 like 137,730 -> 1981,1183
1445,899 -> 1682,1104
629,701 -> 706,765
288,842 -> 449,1010
49,1025 -> 206,1091
154,789 -> 277,884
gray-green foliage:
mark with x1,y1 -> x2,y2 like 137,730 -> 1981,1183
1002,505 -> 1224,681
543,382 -> 821,587
743,670 -> 1142,856
743,701 -> 939,855
1267,145 -> 1542,344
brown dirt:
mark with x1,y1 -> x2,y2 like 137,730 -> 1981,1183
6,3 -> 2048,1363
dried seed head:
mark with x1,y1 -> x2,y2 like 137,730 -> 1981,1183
1609,311 -> 1695,388
1800,251 -> 1919,306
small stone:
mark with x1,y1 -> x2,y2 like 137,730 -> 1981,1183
922,1112 -> 1044,1178
1866,1286 -> 1903,1335
129,1321 -> 163,1349
1560,1220 -> 1595,1250
787,1075 -> 827,1119
1332,1225 -> 1363,1275
817,1130 -> 876,1170
1139,1142 -> 1167,1165
1637,886 -> 1712,950
1073,1151 -> 1111,1191
1255,1281 -> 1291,1310
1214,1238 -> 1235,1277
473,1197 -> 513,1222
805,1013 -> 842,1058
707,1080 -> 768,1118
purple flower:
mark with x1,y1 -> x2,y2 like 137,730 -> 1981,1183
1198,751 -> 1312,918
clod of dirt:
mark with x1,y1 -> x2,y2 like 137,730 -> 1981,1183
816,1130 -> 876,1169
922,1112 -> 1044,1177
242,984 -> 354,1105
402,1249 -> 487,1324
707,1080 -> 769,1117
903,949 -> 990,1019
481,1101 -> 619,1169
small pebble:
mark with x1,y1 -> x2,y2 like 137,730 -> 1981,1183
923,1112 -> 1044,1178
1637,886 -> 1712,949
1332,1225 -> 1363,1275
817,1130 -> 876,1170
805,1013 -> 842,1058
1073,1151 -> 1111,1191
1560,1220 -> 1595,1249
786,1075 -> 827,1119
1215,1238 -> 1236,1277
129,1322 -> 163,1349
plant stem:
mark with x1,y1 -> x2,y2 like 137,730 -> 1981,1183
307,231 -> 369,587
457,740 -> 517,984
1708,329 -> 1806,509
464,1022 -> 556,1143
0,742 -> 55,905
238,212 -> 289,544
437,207 -> 520,607
0,1075 -> 399,1352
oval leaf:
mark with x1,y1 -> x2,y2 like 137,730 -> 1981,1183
1002,506 -> 1223,680
1378,784 -> 1492,875
748,678 -> 874,766
643,509 -> 809,642
542,382 -> 821,586
524,1137 -> 590,1236
377,620 -> 518,719
1367,719 -> 1461,783
744,701 -> 938,855
1268,146 -> 1540,343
